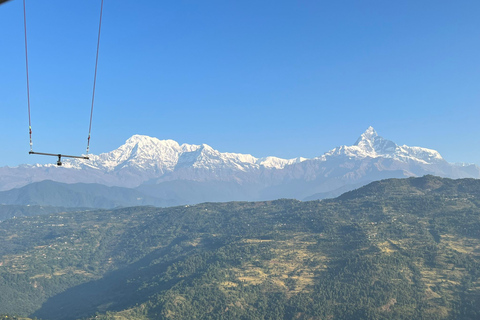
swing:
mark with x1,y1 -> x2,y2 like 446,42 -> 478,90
21,0 -> 104,165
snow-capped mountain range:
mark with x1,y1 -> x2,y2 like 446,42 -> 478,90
323,126 -> 444,164
65,135 -> 306,172
0,127 -> 478,207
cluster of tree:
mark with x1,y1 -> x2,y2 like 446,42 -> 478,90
0,176 -> 479,319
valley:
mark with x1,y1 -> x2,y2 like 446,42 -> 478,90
1,176 -> 480,319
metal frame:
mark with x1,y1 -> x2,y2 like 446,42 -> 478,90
29,151 -> 89,166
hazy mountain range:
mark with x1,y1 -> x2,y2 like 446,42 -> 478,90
1,126 -> 479,208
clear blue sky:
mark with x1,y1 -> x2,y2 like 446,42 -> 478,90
1,0 -> 479,166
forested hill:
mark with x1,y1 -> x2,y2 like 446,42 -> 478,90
1,175 -> 480,319
338,175 -> 480,200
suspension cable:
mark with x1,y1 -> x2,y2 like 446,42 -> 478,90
23,0 -> 104,156
86,0 -> 104,155
23,0 -> 32,152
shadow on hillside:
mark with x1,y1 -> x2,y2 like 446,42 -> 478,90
31,236 -> 192,320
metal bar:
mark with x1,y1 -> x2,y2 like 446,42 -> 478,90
29,151 -> 89,160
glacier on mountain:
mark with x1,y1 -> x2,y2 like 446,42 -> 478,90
63,134 -> 306,173
320,126 -> 443,164
0,127 -> 478,206
64,127 -> 447,173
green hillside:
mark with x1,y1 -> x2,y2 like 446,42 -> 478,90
0,204 -> 89,222
1,176 -> 480,319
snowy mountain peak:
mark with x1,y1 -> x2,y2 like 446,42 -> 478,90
322,126 -> 444,164
63,134 -> 302,174
126,134 -> 155,143
125,135 -> 181,149
68,128 -> 447,175
352,126 -> 396,155
1,128 -> 478,195
354,126 -> 378,145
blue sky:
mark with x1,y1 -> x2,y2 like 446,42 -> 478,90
1,0 -> 479,166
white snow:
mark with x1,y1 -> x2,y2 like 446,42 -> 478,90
321,127 -> 445,164
64,135 -> 306,172
59,127 -> 447,177
1,126 -> 477,192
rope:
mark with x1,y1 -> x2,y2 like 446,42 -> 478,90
23,0 -> 32,151
86,0 -> 104,155
23,0 -> 104,156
